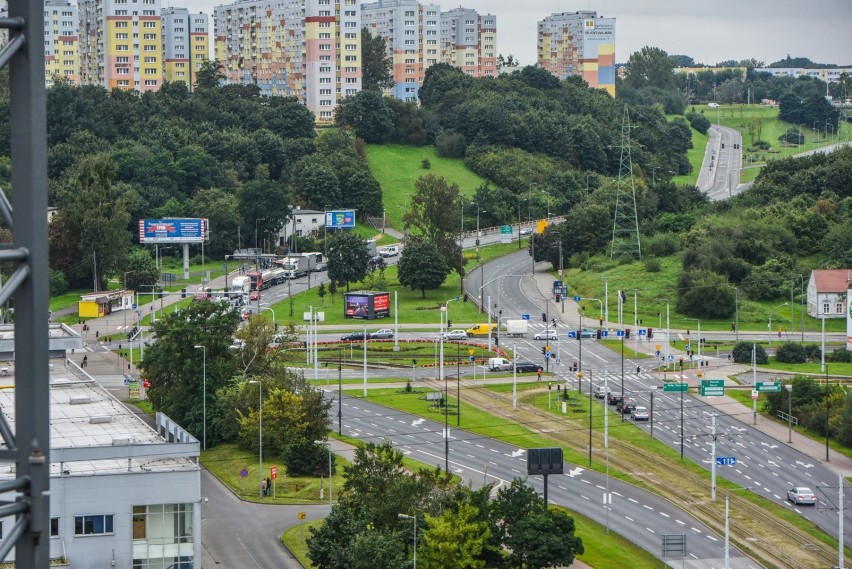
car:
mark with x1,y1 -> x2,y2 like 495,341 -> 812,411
249,290 -> 260,301
520,227 -> 533,236
594,385 -> 611,399
579,328 -> 596,338
513,361 -> 542,373
616,398 -> 637,414
442,329 -> 469,341
379,246 -> 399,258
631,406 -> 650,421
313,262 -> 328,272
341,331 -> 369,342
534,329 -> 558,341
607,393 -> 624,405
787,486 -> 816,505
370,328 -> 394,340
708,102 -> 720,108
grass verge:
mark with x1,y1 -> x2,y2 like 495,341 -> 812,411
281,520 -> 322,569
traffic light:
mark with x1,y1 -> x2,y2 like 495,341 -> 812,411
596,330 -> 602,339
181,288 -> 187,298
463,294 -> 468,302
648,327 -> 653,339
625,328 -> 631,339
541,346 -> 546,355
447,320 -> 452,328
542,313 -> 547,322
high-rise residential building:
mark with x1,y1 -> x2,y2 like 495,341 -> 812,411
440,7 -> 497,78
79,0 -> 164,92
537,11 -> 615,95
215,0 -> 361,121
362,0 -> 441,102
162,7 -> 209,89
44,0 -> 79,86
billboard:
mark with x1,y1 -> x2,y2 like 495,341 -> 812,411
344,291 -> 391,320
325,210 -> 356,229
848,288 -> 852,351
139,218 -> 208,244
345,294 -> 369,319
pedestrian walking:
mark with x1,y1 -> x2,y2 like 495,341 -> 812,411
266,477 -> 272,496
82,355 -> 87,368
261,478 -> 267,496
536,368 -> 542,381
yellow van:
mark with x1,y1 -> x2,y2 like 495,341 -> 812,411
466,323 -> 498,337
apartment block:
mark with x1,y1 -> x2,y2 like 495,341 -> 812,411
362,0 -> 441,102
44,0 -> 79,86
755,67 -> 852,83
440,7 -> 497,78
162,7 -> 209,89
538,11 -> 615,95
79,0 -> 163,92
215,0 -> 361,120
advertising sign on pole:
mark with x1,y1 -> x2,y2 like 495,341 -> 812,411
139,218 -> 208,243
325,210 -> 356,229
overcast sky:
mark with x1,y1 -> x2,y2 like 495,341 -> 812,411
176,0 -> 852,68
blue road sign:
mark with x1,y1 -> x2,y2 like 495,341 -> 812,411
567,331 -> 577,338
131,304 -> 137,310
715,457 -> 737,466
556,358 -> 561,364
655,350 -> 661,356
573,296 -> 581,302
638,329 -> 646,336
668,355 -> 674,361
522,314 -> 530,320
685,343 -> 690,350
601,331 -> 609,338
468,356 -> 475,362
240,468 -> 249,478
616,330 -> 624,337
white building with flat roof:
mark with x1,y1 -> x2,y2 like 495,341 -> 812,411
0,367 -> 200,568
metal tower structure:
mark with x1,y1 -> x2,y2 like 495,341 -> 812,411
0,1 -> 51,566
610,105 -> 642,262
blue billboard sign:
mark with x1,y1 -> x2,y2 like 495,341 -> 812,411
325,210 -> 356,229
139,218 -> 208,244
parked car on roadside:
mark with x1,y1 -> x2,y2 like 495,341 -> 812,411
370,328 -> 394,339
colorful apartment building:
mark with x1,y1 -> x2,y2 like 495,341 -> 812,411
214,0 -> 361,120
44,0 -> 79,86
162,7 -> 209,89
537,11 -> 615,95
79,0 -> 163,92
440,7 -> 496,78
362,0 -> 441,102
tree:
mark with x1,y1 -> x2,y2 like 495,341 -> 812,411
732,342 -> 768,365
419,504 -> 490,569
194,59 -> 225,91
123,248 -> 160,292
57,153 -> 131,290
361,28 -> 393,92
335,90 -> 395,143
326,231 -> 371,291
191,187 -> 242,258
140,300 -> 240,443
624,46 -> 675,90
675,270 -> 736,319
397,239 -> 451,298
238,178 -> 291,244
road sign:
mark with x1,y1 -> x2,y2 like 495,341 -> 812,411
668,355 -> 674,361
655,345 -> 661,351
751,390 -> 759,400
616,330 -> 624,337
522,314 -> 530,320
573,296 -> 581,302
468,348 -> 476,355
240,469 -> 248,478
638,329 -> 646,336
715,456 -> 737,466
685,343 -> 690,350
500,225 -> 513,243
468,356 -> 475,362
700,379 -> 725,397
567,331 -> 577,338
271,465 -> 278,480
663,382 -> 688,392
600,330 -> 609,338
756,381 -> 781,393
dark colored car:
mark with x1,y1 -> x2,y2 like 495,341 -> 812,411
341,331 -> 369,342
616,398 -> 637,414
607,393 -> 624,405
513,361 -> 542,373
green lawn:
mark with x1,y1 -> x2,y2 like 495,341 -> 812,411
365,144 -> 488,230
268,240 -> 528,330
281,520 -> 322,568
672,123 -> 709,187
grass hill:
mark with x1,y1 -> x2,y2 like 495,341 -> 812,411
365,144 -> 487,230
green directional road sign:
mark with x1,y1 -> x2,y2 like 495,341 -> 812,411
663,382 -> 688,392
756,381 -> 781,393
700,379 -> 725,397
500,225 -> 513,244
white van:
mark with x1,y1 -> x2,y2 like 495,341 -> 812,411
379,245 -> 399,258
488,357 -> 512,372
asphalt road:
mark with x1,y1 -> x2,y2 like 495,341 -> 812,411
698,125 -> 744,201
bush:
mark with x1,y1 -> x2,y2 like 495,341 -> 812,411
685,112 -> 711,135
644,233 -> 679,257
421,157 -> 431,169
732,341 -> 767,364
751,140 -> 771,150
829,348 -> 852,363
775,341 -> 807,363
675,269 -> 735,319
283,441 -> 337,477
803,344 -> 822,362
48,269 -> 68,297
435,130 -> 466,158
644,257 -> 661,272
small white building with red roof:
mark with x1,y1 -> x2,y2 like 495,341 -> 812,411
807,269 -> 850,318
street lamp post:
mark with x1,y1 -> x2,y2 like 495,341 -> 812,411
254,218 -> 266,267
768,302 -> 788,347
685,317 -> 701,368
398,513 -> 417,569
122,270 -> 136,342
248,380 -> 263,497
798,274 -> 805,342
476,205 -> 486,312
194,345 -> 207,451
314,440 -> 333,506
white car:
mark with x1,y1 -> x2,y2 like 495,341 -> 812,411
707,102 -> 719,108
534,329 -> 558,341
787,486 -> 816,505
442,329 -> 468,341
631,406 -> 650,421
520,227 -> 533,236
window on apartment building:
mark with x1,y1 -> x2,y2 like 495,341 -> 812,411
405,78 -> 416,83
404,40 -> 414,45
143,33 -> 157,40
116,33 -> 129,39
345,55 -> 357,61
50,518 -> 59,538
318,10 -> 330,16
345,66 -> 357,73
405,20 -> 415,26
116,56 -> 129,63
405,58 -> 415,64
115,10 -> 127,15
319,32 -> 330,39
118,80 -> 130,86
116,44 -> 129,51
405,68 -> 415,74
75,515 -> 114,536
426,39 -> 436,45
116,68 -> 129,75
346,89 -> 357,96
144,67 -> 158,75
115,21 -> 128,28
405,10 -> 415,16
320,88 -> 331,95
319,21 -> 330,27
344,21 -> 356,28
144,80 -> 158,86
426,30 -> 436,35
319,111 -> 333,118
143,21 -> 156,28
345,77 -> 357,83
142,10 -> 155,16
319,77 -> 331,83
320,100 -> 332,106
404,30 -> 414,35
144,45 -> 156,51
427,58 -> 436,65
319,44 -> 330,50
